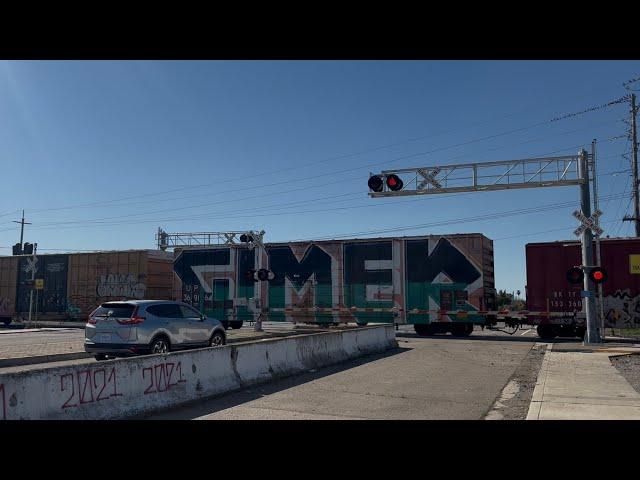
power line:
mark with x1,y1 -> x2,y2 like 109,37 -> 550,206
493,220 -> 619,241
5,136 -> 625,233
21,117 -> 621,217
287,193 -> 632,243
15,93 -> 631,217
2,169 -> 629,234
0,194 -> 630,250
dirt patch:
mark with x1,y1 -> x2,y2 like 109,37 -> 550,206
611,354 -> 640,395
484,344 -> 547,420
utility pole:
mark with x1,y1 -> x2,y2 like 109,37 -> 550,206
12,210 -> 31,248
27,243 -> 38,325
623,93 -> 639,236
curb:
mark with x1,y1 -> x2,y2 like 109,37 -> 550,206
0,352 -> 92,369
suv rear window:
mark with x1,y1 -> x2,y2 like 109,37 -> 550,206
146,304 -> 182,318
92,304 -> 135,318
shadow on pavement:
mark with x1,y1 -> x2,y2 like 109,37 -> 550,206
139,346 -> 412,420
395,331 -> 565,343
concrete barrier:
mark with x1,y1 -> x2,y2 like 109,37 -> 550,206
0,325 -> 396,420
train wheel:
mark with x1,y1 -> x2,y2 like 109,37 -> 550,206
414,324 -> 435,336
536,324 -> 557,340
450,323 -> 468,337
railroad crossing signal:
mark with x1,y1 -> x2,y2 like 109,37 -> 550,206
566,266 -> 607,285
573,209 -> 603,237
368,174 -> 403,193
245,268 -> 275,282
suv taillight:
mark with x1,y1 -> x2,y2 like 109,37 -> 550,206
117,306 -> 145,325
87,308 -> 97,325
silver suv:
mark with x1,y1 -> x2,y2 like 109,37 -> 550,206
84,300 -> 226,360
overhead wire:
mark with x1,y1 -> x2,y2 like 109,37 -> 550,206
2,128 -> 627,232
14,92 -> 632,217
1,167 -> 630,234
0,194 -> 631,250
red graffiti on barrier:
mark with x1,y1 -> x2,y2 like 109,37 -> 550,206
1,384 -> 6,420
142,361 -> 186,395
61,367 -> 121,409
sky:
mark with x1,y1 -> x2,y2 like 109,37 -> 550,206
0,60 -> 639,295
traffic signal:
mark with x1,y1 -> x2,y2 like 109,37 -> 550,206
23,242 -> 33,255
12,243 -> 22,255
368,175 -> 384,192
589,267 -> 608,284
386,174 -> 403,191
566,267 -> 584,284
240,234 -> 254,243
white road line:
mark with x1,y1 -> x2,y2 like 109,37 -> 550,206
520,329 -> 532,336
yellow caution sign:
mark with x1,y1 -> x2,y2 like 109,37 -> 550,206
630,254 -> 640,274
35,279 -> 44,290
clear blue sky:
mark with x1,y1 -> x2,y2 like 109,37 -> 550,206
0,60 -> 639,295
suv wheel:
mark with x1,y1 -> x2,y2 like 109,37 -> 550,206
150,337 -> 170,354
209,331 -> 226,347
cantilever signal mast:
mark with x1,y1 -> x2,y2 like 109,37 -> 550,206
367,150 -> 603,344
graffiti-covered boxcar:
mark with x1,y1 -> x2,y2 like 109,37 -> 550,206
526,237 -> 640,338
172,234 -> 496,335
0,250 -> 173,324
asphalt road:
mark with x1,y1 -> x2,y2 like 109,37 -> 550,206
144,327 -> 540,420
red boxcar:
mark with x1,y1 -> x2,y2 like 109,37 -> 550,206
526,237 -> 640,337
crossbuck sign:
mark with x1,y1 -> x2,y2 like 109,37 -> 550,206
24,256 -> 38,275
573,209 -> 603,237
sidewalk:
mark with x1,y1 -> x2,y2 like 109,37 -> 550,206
527,344 -> 640,420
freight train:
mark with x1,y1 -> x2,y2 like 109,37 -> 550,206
525,237 -> 640,339
2,235 -> 637,340
171,233 -> 497,335
0,250 -> 173,325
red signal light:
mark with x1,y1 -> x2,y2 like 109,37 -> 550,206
589,267 -> 607,284
386,174 -> 403,191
